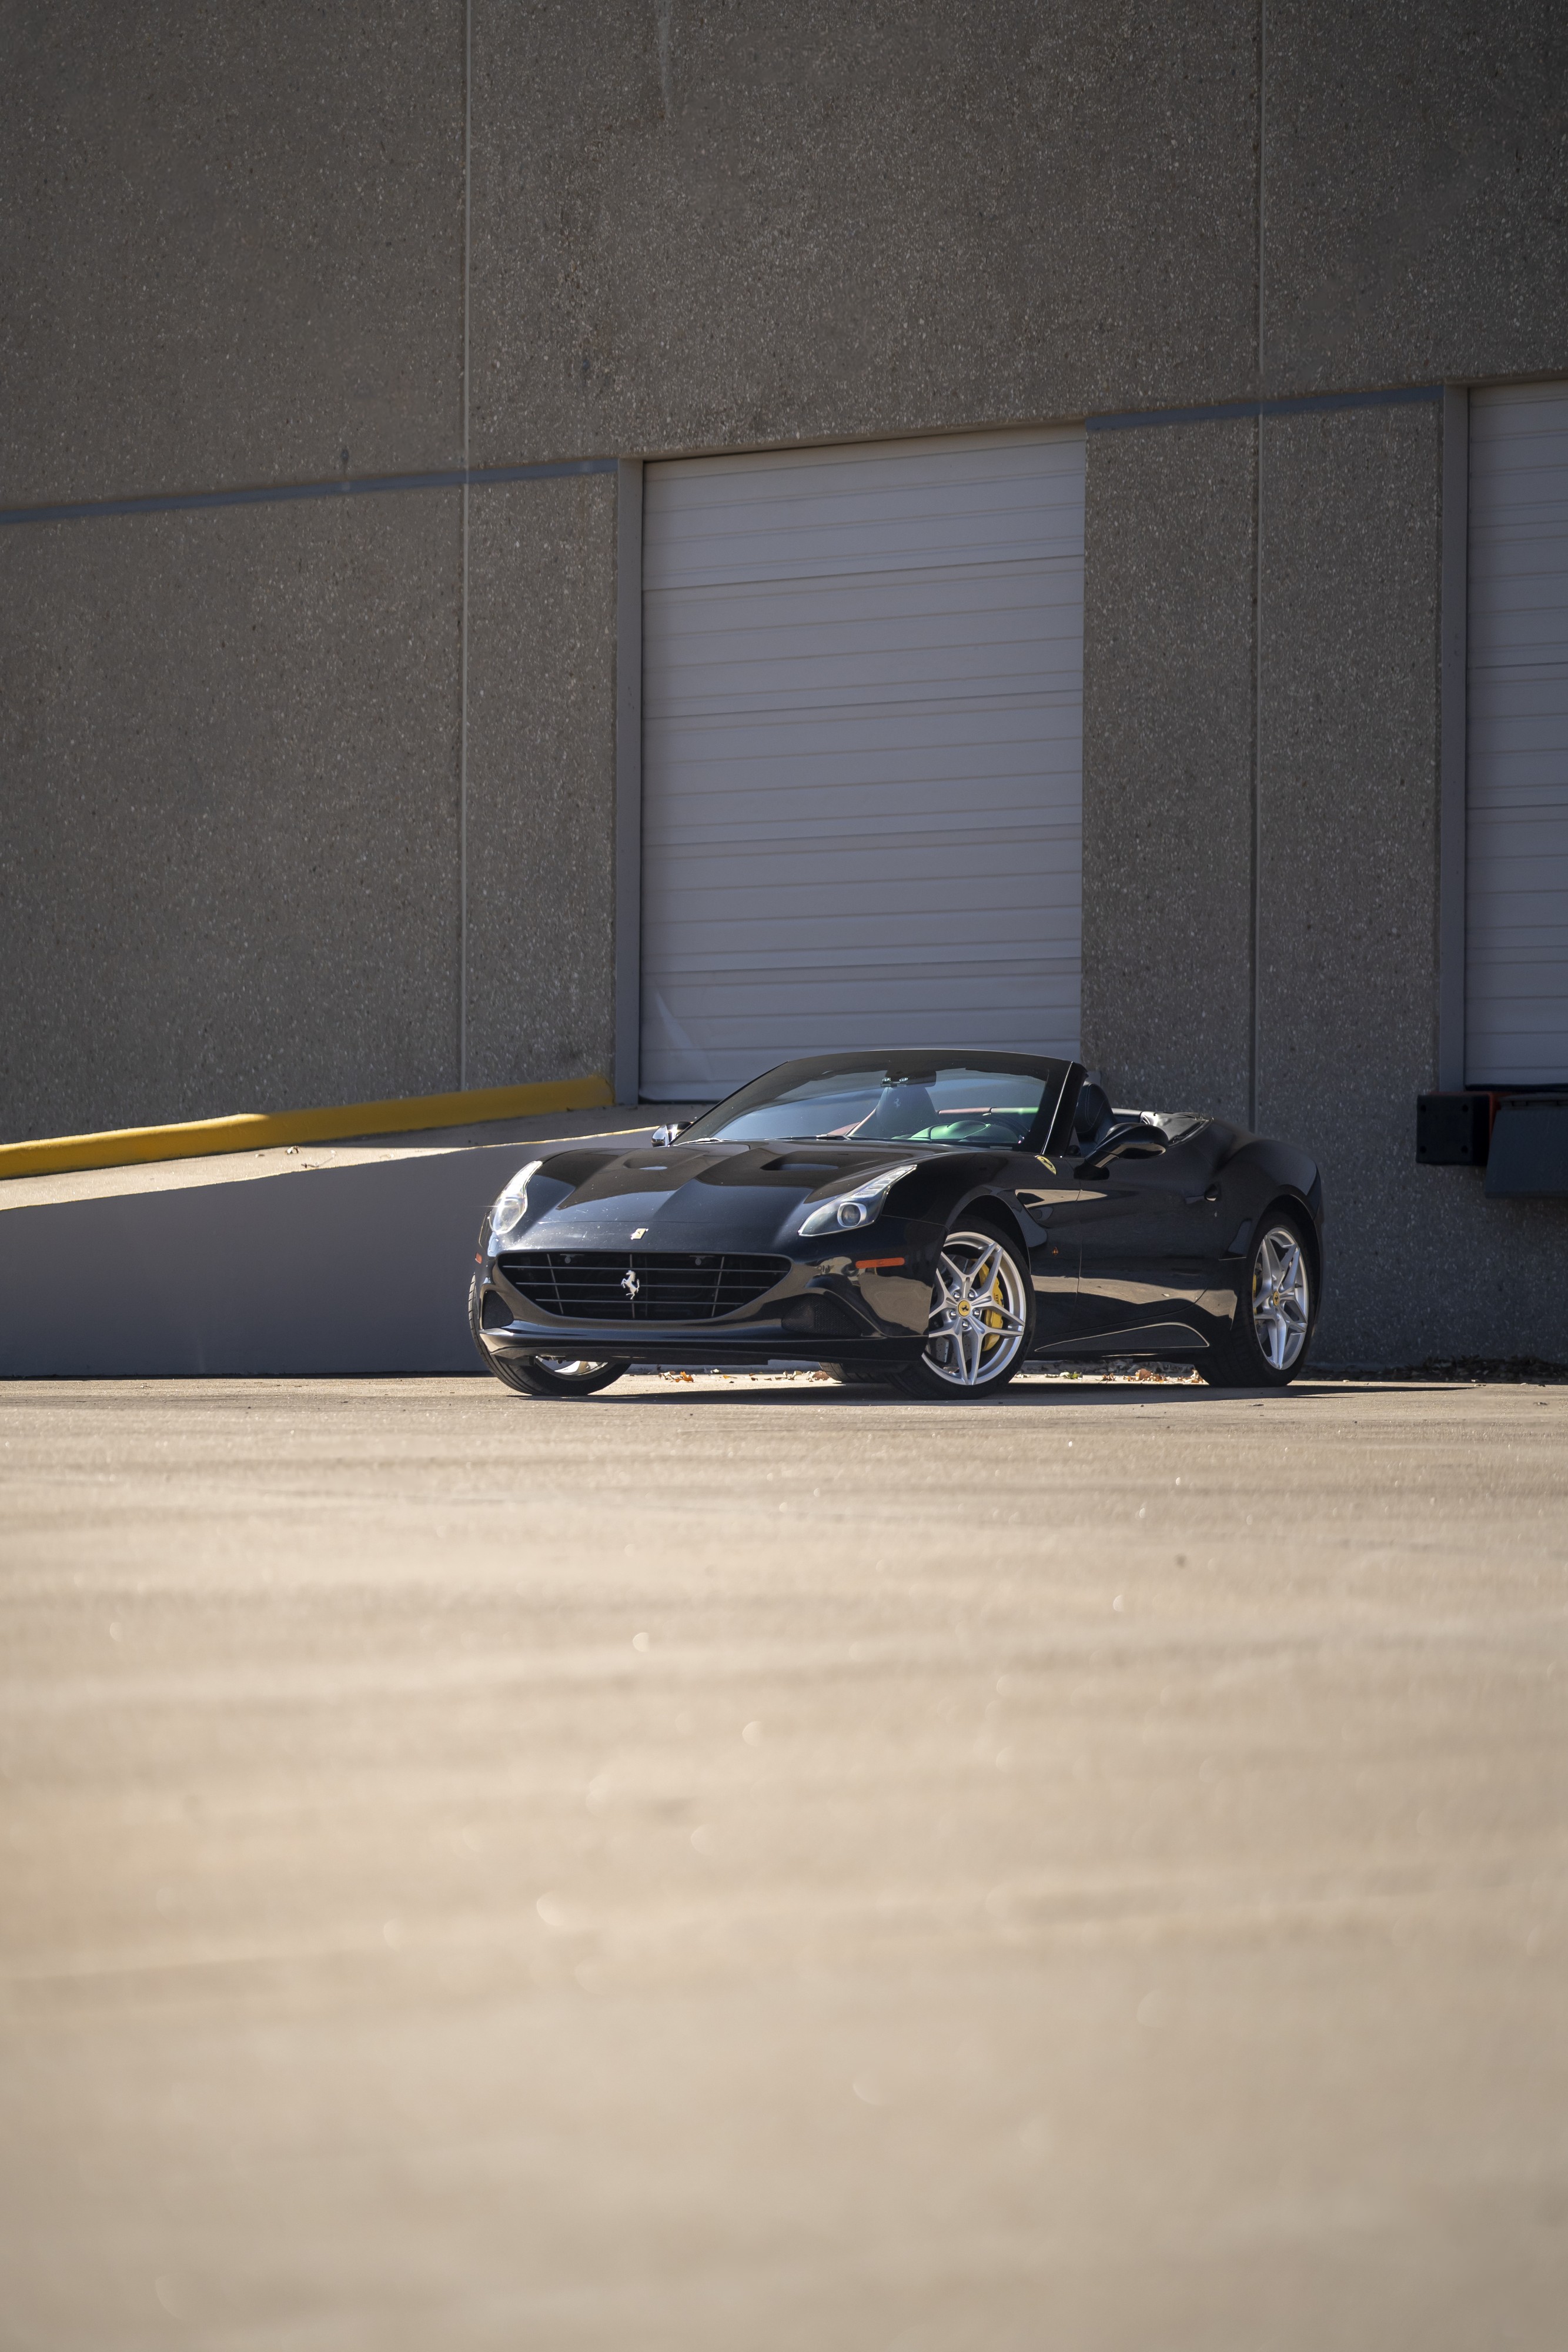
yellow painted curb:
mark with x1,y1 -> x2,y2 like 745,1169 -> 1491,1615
0,1075 -> 617,1180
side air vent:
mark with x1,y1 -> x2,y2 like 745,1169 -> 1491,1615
496,1251 -> 790,1323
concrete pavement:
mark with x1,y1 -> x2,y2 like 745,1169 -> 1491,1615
1,1374 -> 1564,2349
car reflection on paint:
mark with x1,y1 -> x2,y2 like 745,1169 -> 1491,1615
468,1051 -> 1323,1400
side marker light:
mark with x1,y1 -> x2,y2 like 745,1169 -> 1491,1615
854,1256 -> 906,1270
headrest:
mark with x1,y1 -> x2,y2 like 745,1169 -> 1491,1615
1072,1081 -> 1113,1144
860,1082 -> 937,1137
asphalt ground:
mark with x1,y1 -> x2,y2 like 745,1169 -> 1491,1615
1,1374 -> 1564,2351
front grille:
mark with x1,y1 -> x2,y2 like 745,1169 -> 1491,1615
496,1250 -> 790,1323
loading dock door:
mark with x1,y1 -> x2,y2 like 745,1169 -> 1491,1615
638,427 -> 1086,1101
1467,383 -> 1568,1085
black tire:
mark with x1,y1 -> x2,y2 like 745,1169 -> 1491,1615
894,1220 -> 1036,1402
1198,1210 -> 1316,1389
470,1278 -> 630,1398
825,1362 -> 899,1389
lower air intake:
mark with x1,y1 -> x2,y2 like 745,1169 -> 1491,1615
496,1251 -> 790,1322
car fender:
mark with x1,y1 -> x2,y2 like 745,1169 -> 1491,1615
947,1181 -> 1035,1263
876,1160 -> 1032,1271
1216,1139 -> 1324,1275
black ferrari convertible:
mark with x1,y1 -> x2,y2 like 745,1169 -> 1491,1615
469,1052 -> 1322,1400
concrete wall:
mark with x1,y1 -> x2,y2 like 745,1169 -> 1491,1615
466,475 -> 620,1091
1082,417 -> 1258,1132
4,1 -> 1568,1358
469,0 -> 1262,459
2,0 -> 465,504
0,494 -> 464,1136
1264,0 -> 1568,396
1080,393 -> 1568,1365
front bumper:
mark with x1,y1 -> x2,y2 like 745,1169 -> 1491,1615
475,1231 -> 935,1367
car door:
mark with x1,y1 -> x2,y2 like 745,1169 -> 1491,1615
1006,1152 -> 1089,1346
1049,1124 -> 1232,1342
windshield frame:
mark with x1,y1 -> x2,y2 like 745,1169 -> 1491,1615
677,1051 -> 1081,1155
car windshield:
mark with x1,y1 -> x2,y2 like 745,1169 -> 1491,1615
683,1059 -> 1052,1148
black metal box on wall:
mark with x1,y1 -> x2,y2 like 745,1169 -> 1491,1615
1485,1098 -> 1568,1198
1416,1093 -> 1493,1166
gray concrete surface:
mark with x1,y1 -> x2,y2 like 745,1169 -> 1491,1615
465,474 -> 620,1091
470,0 -> 1261,469
1082,415 -> 1257,1130
1256,399 -> 1445,1365
1082,394 -> 1568,1368
1254,400 -> 1568,1365
0,1116 -> 705,1380
0,1111 -> 684,1217
1,1374 -> 1563,2350
0,493 -> 464,1143
2,1 -> 464,507
1263,1 -> 1568,395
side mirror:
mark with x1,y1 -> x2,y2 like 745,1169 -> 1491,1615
1079,1118 -> 1168,1177
650,1122 -> 687,1147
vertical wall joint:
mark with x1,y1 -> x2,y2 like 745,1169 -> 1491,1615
457,0 -> 473,1090
1438,386 -> 1469,1089
614,460 -> 645,1105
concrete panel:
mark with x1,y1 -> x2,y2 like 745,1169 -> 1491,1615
0,494 -> 462,1142
1082,418 -> 1256,1124
470,0 -> 1261,465
1,0 -> 463,507
1255,401 -> 1568,1365
1265,1 -> 1568,395
464,474 -> 619,1091
0,1141 -> 520,1379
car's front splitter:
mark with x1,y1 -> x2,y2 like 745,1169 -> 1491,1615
477,1321 -> 925,1369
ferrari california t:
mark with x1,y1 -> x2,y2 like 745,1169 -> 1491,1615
469,1052 -> 1322,1400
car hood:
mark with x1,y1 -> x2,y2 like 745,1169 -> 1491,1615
509,1140 -> 944,1251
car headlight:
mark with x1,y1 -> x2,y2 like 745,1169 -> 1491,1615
799,1161 -> 918,1237
488,1159 -> 543,1247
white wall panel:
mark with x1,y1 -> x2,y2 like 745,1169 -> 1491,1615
640,428 -> 1085,1100
1467,383 -> 1568,1086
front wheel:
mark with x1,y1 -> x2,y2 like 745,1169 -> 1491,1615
470,1279 -> 629,1398
895,1225 -> 1035,1401
1198,1213 -> 1316,1389
491,1354 -> 630,1398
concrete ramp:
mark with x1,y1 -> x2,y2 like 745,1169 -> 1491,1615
0,1114 -> 686,1378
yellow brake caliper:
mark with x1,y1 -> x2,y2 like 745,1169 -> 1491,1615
981,1268 -> 1005,1358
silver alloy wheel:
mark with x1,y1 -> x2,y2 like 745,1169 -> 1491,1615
534,1358 -> 613,1378
922,1230 -> 1030,1388
1251,1225 -> 1310,1371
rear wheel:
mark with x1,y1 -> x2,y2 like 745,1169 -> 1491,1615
1198,1212 -> 1315,1388
894,1224 -> 1035,1401
470,1278 -> 630,1398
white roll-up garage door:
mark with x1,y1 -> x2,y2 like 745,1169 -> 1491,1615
638,426 -> 1085,1101
1467,382 -> 1568,1086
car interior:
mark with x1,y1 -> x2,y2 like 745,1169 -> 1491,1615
1071,1083 -> 1211,1163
